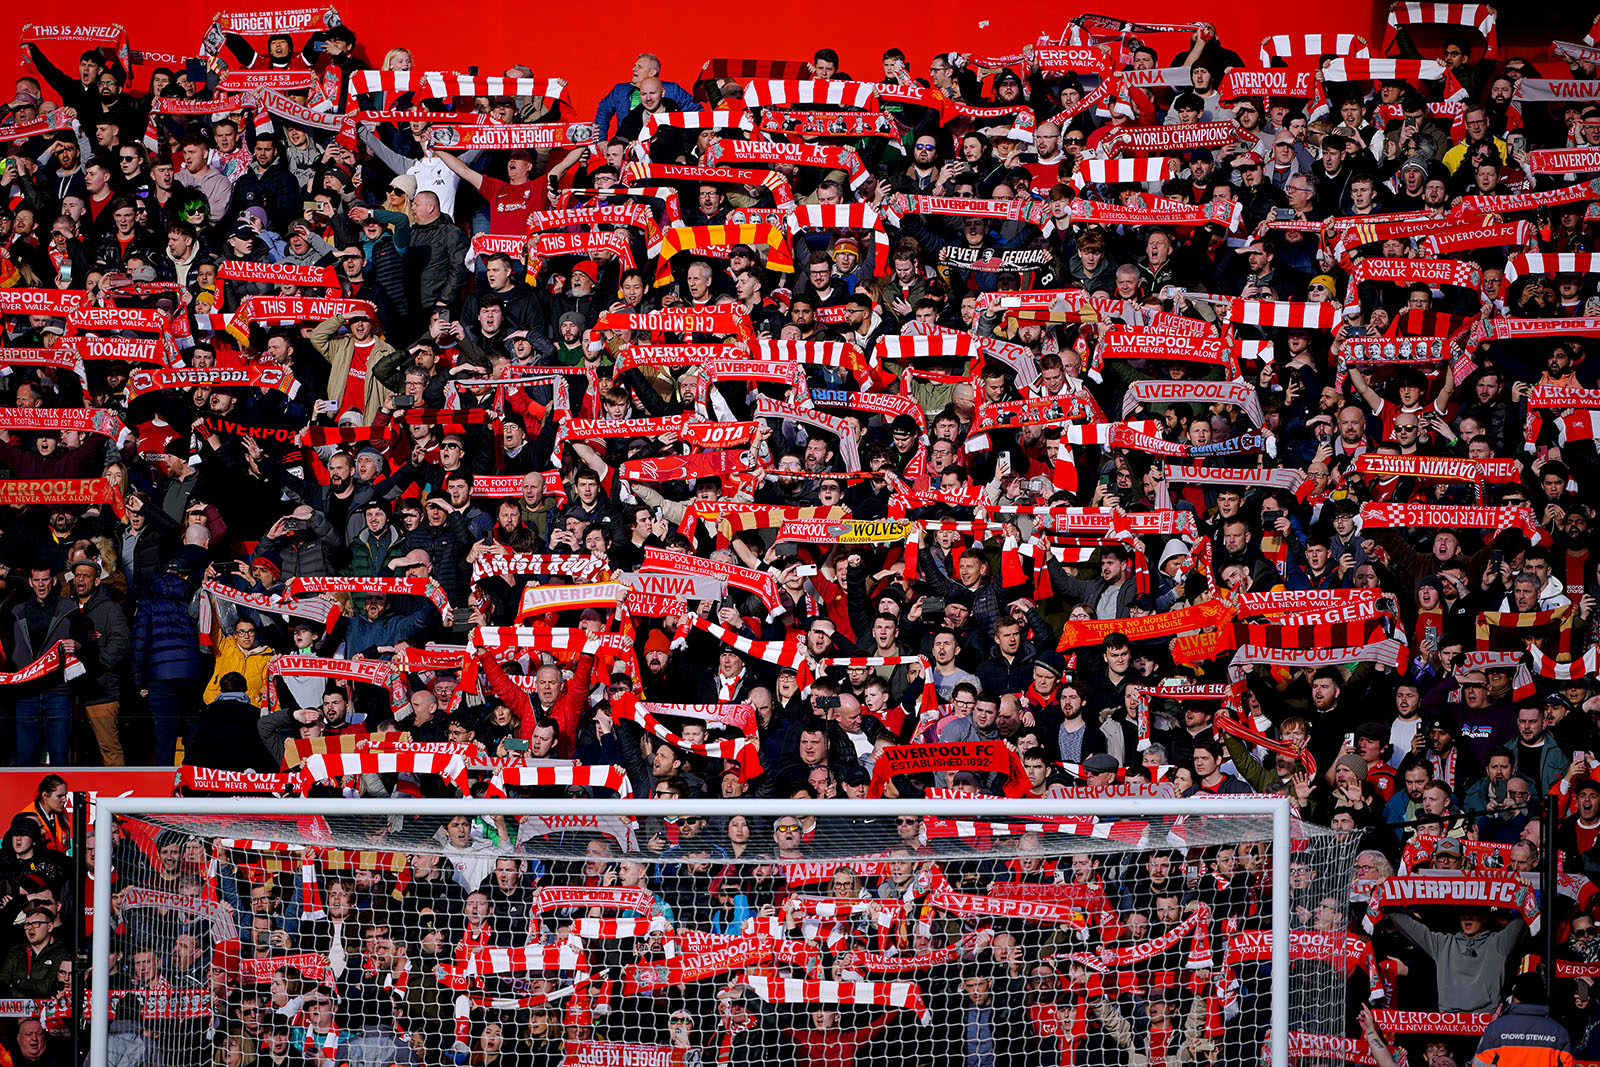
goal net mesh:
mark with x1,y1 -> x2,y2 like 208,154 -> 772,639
94,802 -> 1360,1067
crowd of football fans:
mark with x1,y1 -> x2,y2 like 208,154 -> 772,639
0,5 -> 1599,1067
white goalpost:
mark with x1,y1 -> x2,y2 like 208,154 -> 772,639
88,795 -> 1300,1067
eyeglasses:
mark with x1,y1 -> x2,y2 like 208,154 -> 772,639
896,817 -> 919,825
914,143 -> 937,151
1063,137 -> 1086,145
1443,49 -> 1465,58
775,823 -> 802,833
440,443 -> 462,450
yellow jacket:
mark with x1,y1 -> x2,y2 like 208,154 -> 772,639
203,635 -> 274,705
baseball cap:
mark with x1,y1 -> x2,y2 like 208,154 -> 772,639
1432,838 -> 1465,858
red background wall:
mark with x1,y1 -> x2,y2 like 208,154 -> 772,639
10,3 -> 1389,116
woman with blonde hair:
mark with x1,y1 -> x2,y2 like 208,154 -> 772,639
357,48 -> 413,111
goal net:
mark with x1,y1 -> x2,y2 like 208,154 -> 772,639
88,796 -> 1359,1067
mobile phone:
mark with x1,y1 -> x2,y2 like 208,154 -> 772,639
1344,325 -> 1368,338
815,696 -> 841,710
923,597 -> 945,614
1489,549 -> 1504,571
438,307 -> 453,325
1260,510 -> 1282,526
283,517 -> 308,533
390,395 -> 416,409
1342,732 -> 1354,749
793,565 -> 818,577
1273,207 -> 1296,221
501,738 -> 529,753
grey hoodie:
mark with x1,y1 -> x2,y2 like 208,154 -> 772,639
1387,912 -> 1525,1011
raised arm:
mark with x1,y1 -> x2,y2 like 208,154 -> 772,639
432,149 -> 485,191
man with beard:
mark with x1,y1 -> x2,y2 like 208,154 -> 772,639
640,628 -> 696,700
1430,668 -> 1515,767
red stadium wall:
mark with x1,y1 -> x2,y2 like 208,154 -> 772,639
7,2 -> 1390,114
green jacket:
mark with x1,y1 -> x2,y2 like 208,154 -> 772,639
346,525 -> 406,579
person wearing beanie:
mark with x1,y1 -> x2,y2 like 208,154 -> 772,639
553,311 -> 591,367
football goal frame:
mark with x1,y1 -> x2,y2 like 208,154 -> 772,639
88,794 -> 1295,1065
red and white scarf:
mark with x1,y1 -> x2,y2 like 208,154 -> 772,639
217,259 -> 338,289
744,79 -> 878,110
1384,3 -> 1497,54
284,576 -> 451,622
708,139 -> 869,189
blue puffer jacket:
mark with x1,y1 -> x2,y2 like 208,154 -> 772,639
132,572 -> 207,688
593,79 -> 698,137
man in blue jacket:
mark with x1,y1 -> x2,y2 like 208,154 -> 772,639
594,53 -> 699,138
1470,972 -> 1574,1067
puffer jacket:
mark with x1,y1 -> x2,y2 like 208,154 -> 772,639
347,524 -> 406,578
405,512 -> 475,606
132,572 -> 207,688
78,586 -> 131,703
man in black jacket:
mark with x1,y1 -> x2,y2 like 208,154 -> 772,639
465,253 -> 547,334
9,564 -> 86,767
69,559 -> 128,767
22,45 -> 107,116
233,136 -> 303,234
407,191 -> 469,310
